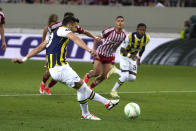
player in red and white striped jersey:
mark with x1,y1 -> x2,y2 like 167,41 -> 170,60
40,12 -> 100,95
0,8 -> 6,51
84,16 -> 126,89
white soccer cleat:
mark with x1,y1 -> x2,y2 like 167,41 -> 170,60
110,90 -> 120,98
105,99 -> 119,110
81,114 -> 101,120
107,65 -> 118,79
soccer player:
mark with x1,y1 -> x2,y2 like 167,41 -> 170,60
84,16 -> 126,90
40,12 -> 100,95
110,23 -> 150,98
12,16 -> 119,120
0,8 -> 6,51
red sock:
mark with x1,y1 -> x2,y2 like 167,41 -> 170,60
48,79 -> 57,88
42,74 -> 50,83
90,81 -> 97,89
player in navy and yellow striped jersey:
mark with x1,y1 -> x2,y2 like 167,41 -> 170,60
12,16 -> 119,120
110,23 -> 150,98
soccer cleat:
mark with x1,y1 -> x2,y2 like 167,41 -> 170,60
105,99 -> 119,110
40,82 -> 45,94
110,90 -> 120,98
106,65 -> 118,79
84,73 -> 89,83
44,88 -> 51,95
81,114 -> 101,120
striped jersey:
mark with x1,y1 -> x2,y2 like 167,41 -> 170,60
0,11 -> 5,24
120,32 -> 150,56
97,27 -> 126,57
46,26 -> 71,68
48,21 -> 85,34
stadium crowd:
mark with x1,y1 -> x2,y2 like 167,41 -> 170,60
0,0 -> 196,7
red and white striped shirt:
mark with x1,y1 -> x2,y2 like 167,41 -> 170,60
47,21 -> 85,34
97,27 -> 126,57
0,11 -> 5,24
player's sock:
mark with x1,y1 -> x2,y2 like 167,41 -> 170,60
80,82 -> 109,105
77,83 -> 90,115
80,102 -> 90,116
112,75 -> 126,91
90,81 -> 97,89
42,75 -> 49,84
48,79 -> 57,88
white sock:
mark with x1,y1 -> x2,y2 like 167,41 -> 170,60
84,83 -> 109,105
112,74 -> 126,91
77,83 -> 90,115
80,102 -> 89,116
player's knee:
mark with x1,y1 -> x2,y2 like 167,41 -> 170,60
127,74 -> 136,82
100,75 -> 106,80
74,80 -> 83,89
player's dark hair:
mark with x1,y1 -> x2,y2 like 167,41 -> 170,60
62,16 -> 77,26
116,16 -> 124,20
137,23 -> 147,29
76,18 -> 79,23
0,8 -> 2,11
48,14 -> 58,25
64,12 -> 74,18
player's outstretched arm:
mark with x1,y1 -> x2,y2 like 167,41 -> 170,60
42,26 -> 49,42
83,31 -> 101,42
0,24 -> 7,51
67,32 -> 96,57
12,40 -> 47,64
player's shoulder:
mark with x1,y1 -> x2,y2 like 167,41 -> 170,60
103,27 -> 115,33
145,33 -> 150,38
121,29 -> 127,34
0,11 -> 4,16
57,27 -> 71,37
58,26 -> 71,32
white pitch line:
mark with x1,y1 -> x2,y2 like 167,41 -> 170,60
0,90 -> 196,97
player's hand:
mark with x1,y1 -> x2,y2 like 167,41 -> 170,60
1,42 -> 7,51
94,36 -> 101,42
11,58 -> 24,64
89,49 -> 97,57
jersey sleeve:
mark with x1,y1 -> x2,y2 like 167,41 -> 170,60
57,27 -> 72,37
121,35 -> 129,48
48,22 -> 62,33
77,25 -> 85,34
0,13 -> 5,24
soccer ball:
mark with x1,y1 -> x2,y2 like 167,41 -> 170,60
124,102 -> 140,119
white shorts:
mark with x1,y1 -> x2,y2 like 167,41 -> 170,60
49,64 -> 80,88
120,55 -> 137,74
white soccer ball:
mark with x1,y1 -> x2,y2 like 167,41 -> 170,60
124,102 -> 141,119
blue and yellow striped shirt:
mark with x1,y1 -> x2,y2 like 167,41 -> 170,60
120,32 -> 150,56
46,27 -> 71,68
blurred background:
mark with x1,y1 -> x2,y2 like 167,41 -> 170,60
0,1 -> 196,65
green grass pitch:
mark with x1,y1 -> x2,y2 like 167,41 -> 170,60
0,59 -> 196,131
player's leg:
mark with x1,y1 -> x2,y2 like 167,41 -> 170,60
44,79 -> 57,95
75,80 -> 119,120
106,65 -> 121,78
40,69 -> 51,94
90,63 -> 112,89
110,56 -> 133,98
84,60 -> 102,83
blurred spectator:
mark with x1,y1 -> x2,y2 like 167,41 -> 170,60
121,0 -> 132,6
155,0 -> 165,7
134,0 -> 145,6
180,20 -> 190,39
